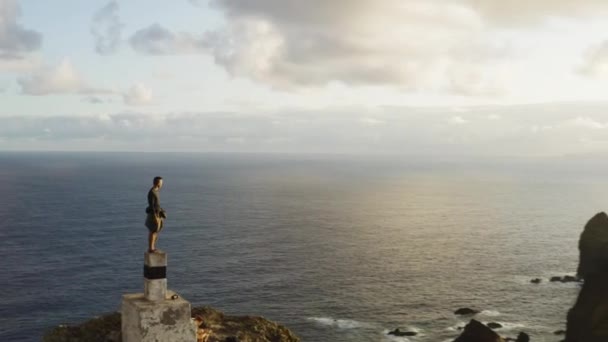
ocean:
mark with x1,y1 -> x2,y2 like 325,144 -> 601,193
1,152 -> 605,342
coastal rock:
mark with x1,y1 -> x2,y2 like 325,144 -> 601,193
566,212 -> 608,342
530,278 -> 541,284
43,306 -> 300,342
455,308 -> 480,315
549,275 -> 581,283
453,319 -> 505,342
515,332 -> 529,342
486,322 -> 502,329
191,306 -> 300,342
387,328 -> 417,336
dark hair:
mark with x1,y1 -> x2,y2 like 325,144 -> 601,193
153,176 -> 163,185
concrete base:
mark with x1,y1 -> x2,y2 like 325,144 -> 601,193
122,291 -> 196,342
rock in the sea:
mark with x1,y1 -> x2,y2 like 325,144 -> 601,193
566,212 -> 608,342
43,306 -> 300,342
387,328 -> 417,336
515,332 -> 529,342
550,275 -> 580,283
453,319 -> 504,342
504,332 -> 529,342
486,322 -> 503,329
562,275 -> 578,283
530,278 -> 542,284
455,308 -> 480,315
554,329 -> 566,335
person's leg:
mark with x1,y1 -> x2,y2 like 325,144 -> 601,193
152,232 -> 158,250
148,231 -> 158,252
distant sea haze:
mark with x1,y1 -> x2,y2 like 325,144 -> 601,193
1,152 -> 602,341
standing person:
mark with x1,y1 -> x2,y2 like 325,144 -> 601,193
145,176 -> 166,253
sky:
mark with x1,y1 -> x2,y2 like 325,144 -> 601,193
2,0 -> 608,156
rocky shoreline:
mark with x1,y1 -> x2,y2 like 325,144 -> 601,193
43,306 -> 300,342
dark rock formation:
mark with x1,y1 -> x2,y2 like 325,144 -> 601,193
486,322 -> 502,329
562,275 -> 578,283
530,278 -> 541,284
550,275 -> 581,283
387,328 -> 417,336
515,332 -> 529,342
453,319 -> 504,342
43,306 -> 300,342
566,212 -> 608,342
455,308 -> 480,315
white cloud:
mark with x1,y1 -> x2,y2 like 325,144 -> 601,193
91,1 -> 124,55
123,83 -> 153,105
447,62 -> 507,96
579,41 -> 608,79
359,117 -> 385,126
129,23 -> 207,55
0,0 -> 42,58
568,117 -> 608,129
449,116 -> 468,125
461,0 -> 608,25
3,104 -> 608,156
17,60 -> 109,95
0,54 -> 40,72
133,1 -> 513,93
23,61 -> 82,95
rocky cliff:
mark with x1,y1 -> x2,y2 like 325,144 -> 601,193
43,306 -> 300,342
566,212 -> 608,342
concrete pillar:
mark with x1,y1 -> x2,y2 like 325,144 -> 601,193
121,250 -> 197,342
144,251 -> 167,302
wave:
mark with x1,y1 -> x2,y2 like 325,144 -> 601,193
479,310 -> 501,317
485,321 -> 526,331
307,317 -> 370,329
383,335 -> 411,342
445,324 -> 465,332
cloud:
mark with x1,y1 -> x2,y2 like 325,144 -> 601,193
18,60 -> 111,95
579,41 -> 608,79
461,0 -> 608,26
18,61 -> 151,105
83,96 -> 109,104
0,0 -> 42,58
123,83 -> 153,105
447,62 -> 507,96
448,116 -> 468,125
567,117 -> 608,129
3,104 -> 608,155
132,1 -> 514,93
0,54 -> 40,72
129,23 -> 207,55
91,1 -> 124,55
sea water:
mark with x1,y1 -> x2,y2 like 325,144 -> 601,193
1,152 -> 605,341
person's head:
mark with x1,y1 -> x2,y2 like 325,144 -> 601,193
153,176 -> 163,189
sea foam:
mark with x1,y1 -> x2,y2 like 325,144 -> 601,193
307,317 -> 369,329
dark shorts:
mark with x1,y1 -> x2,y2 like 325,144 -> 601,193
145,213 -> 164,233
